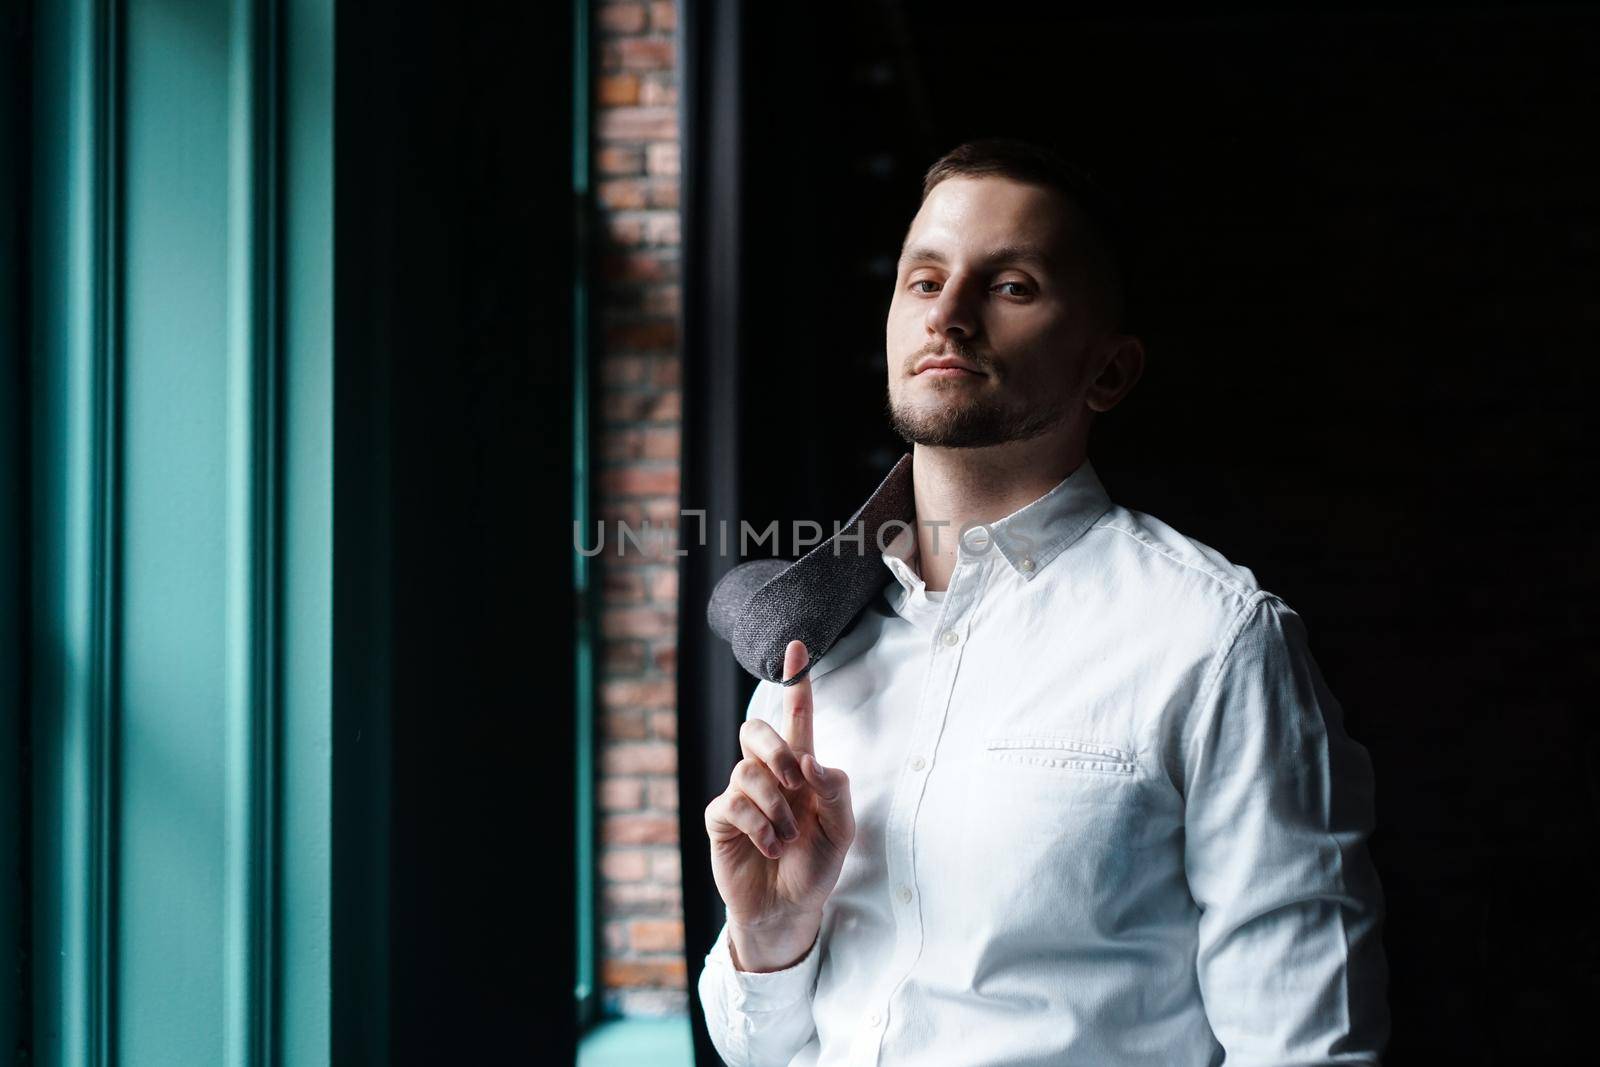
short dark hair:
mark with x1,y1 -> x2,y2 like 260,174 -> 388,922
919,138 -> 1126,332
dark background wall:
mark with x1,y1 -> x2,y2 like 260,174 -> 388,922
722,1 -> 1599,1061
335,2 -> 577,1062
1,0 -> 30,1057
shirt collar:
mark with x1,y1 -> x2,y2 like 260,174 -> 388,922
880,458 -> 1112,589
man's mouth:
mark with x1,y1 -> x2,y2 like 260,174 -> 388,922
913,355 -> 985,376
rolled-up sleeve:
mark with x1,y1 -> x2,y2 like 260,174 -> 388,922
1181,591 -> 1390,1065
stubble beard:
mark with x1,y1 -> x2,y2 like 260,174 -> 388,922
886,377 -> 1065,449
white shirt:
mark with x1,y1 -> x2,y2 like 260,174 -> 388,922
697,458 -> 1389,1066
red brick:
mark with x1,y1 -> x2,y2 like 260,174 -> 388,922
641,497 -> 683,525
601,958 -> 687,988
602,568 -> 647,602
600,353 -> 651,387
640,76 -> 678,108
642,284 -> 681,315
602,606 -> 675,638
601,519 -> 667,560
603,215 -> 645,247
630,919 -> 684,953
597,1 -> 648,33
645,212 -> 680,245
601,811 -> 679,844
640,427 -> 679,461
649,849 -> 682,884
645,181 -> 679,210
597,178 -> 648,211
593,0 -> 686,1009
600,388 -> 679,424
604,319 -> 678,351
603,920 -> 631,954
645,142 -> 680,176
647,777 -> 680,811
599,777 -> 645,812
646,710 -> 678,742
596,144 -> 645,175
614,989 -> 688,1013
614,38 -> 675,71
647,567 -> 678,602
598,251 -> 677,284
596,502 -> 643,528
600,465 -> 680,497
597,106 -> 678,141
600,390 -> 664,425
649,357 -> 681,388
601,424 -> 676,462
602,849 -> 650,882
602,741 -> 677,776
596,73 -> 641,107
603,709 -> 649,740
604,880 -> 683,913
602,677 -> 676,710
601,428 -> 644,462
601,540 -> 664,568
602,640 -> 647,674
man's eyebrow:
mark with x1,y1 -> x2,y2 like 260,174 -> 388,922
897,243 -> 1056,271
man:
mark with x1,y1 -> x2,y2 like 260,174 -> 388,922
697,138 -> 1388,1066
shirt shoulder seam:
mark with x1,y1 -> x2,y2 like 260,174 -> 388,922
1170,590 -> 1278,798
1090,518 -> 1260,604
1194,588 -> 1277,709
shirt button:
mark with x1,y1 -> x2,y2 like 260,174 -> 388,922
910,756 -> 926,771
897,885 -> 913,904
1019,557 -> 1035,573
940,629 -> 959,647
867,1010 -> 882,1027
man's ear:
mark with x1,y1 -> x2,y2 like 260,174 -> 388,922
1085,333 -> 1145,414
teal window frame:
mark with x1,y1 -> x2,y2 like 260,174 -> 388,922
23,1 -> 334,1061
573,0 -> 600,1036
12,0 -> 593,1060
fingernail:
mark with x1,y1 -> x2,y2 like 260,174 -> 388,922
812,758 -> 828,780
780,824 -> 798,841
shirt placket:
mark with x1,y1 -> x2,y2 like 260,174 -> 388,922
848,552 -> 993,1066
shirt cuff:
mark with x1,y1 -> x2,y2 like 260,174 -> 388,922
706,918 -> 823,1013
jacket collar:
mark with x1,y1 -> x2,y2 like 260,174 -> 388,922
880,457 -> 1113,590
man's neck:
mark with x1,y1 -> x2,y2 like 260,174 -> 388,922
911,433 -> 1086,592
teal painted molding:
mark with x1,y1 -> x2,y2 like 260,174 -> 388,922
279,4 -> 336,1064
223,0 -> 278,1062
29,1 -> 334,1064
572,0 -> 600,1034
30,2 -> 121,1063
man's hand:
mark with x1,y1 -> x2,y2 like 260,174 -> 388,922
704,640 -> 856,972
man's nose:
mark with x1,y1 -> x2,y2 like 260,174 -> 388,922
925,273 -> 981,339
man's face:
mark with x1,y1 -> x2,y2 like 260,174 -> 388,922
886,175 -> 1103,449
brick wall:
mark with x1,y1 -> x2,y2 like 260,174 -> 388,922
591,0 -> 687,1019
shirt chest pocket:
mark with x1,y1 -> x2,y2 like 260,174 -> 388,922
961,734 -> 1146,846
938,734 -> 1156,933
982,735 -> 1137,776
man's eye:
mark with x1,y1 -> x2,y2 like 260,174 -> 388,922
994,282 -> 1030,297
910,279 -> 940,293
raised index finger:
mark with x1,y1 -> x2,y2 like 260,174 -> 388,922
781,639 -> 814,759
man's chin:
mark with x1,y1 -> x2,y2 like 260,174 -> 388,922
887,397 -> 1061,450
